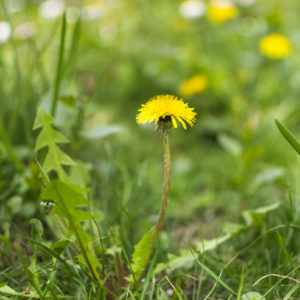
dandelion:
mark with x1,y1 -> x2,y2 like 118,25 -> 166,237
136,94 -> 196,131
136,95 -> 196,281
179,74 -> 208,97
259,34 -> 291,60
207,0 -> 238,24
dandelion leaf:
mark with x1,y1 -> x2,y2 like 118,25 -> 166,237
78,249 -> 102,281
33,108 -> 75,181
41,180 -> 91,226
35,125 -> 69,152
130,227 -> 153,279
72,225 -> 95,246
33,108 -> 54,130
43,144 -> 75,172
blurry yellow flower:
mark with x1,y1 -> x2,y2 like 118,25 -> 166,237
136,95 -> 196,130
179,74 -> 208,97
207,0 -> 238,24
259,34 -> 291,59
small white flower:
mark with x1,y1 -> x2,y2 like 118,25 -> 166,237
0,22 -> 11,43
179,0 -> 206,19
166,289 -> 174,296
39,0 -> 65,19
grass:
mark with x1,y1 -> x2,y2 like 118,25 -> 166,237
1,0 -> 300,299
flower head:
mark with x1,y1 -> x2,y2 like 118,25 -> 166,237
207,0 -> 238,24
136,95 -> 196,130
179,74 -> 208,97
259,33 -> 291,60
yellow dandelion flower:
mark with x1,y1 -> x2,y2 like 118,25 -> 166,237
136,95 -> 196,130
179,74 -> 208,97
259,33 -> 291,60
207,0 -> 238,24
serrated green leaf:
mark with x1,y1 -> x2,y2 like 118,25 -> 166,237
41,180 -> 89,211
78,249 -> 102,281
275,118 -> 300,156
35,125 -> 69,152
43,144 -> 75,176
73,226 -> 95,246
33,108 -> 75,181
33,108 -> 54,130
130,228 -> 154,279
41,180 -> 94,237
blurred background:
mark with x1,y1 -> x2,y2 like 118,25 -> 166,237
1,0 -> 300,258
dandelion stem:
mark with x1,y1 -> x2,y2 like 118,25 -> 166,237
152,131 -> 170,240
136,131 -> 170,284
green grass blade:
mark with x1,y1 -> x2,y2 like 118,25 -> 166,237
194,255 -> 237,296
237,266 -> 244,300
283,284 -> 300,300
51,11 -> 67,117
274,118 -> 300,156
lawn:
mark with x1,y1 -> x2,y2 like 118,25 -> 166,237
0,0 -> 300,299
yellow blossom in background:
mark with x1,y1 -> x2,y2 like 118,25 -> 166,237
207,0 -> 238,24
136,95 -> 196,130
179,74 -> 208,97
259,34 -> 291,60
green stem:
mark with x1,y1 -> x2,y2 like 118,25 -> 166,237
152,131 -> 170,240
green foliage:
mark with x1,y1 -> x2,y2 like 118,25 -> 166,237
33,108 -> 101,283
2,0 -> 300,298
130,227 -> 154,281
33,108 -> 75,181
155,202 -> 280,274
0,284 -> 40,299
